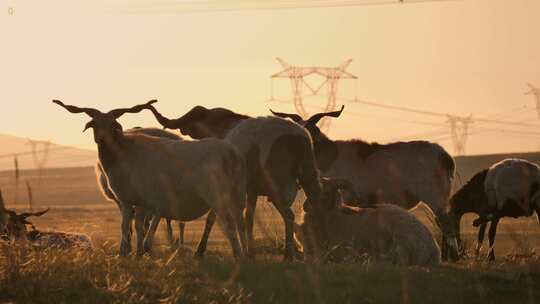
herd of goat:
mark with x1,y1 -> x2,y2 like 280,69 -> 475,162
1,99 -> 540,265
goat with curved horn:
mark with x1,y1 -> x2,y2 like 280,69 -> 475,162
53,99 -> 247,258
270,103 -> 459,262
146,104 -> 323,261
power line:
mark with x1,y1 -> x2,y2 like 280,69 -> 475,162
347,97 -> 540,128
0,146 -> 74,160
113,0 -> 462,14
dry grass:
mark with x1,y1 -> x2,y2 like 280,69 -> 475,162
1,166 -> 540,303
1,207 -> 540,304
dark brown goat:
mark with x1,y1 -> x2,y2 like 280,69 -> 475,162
271,106 -> 458,261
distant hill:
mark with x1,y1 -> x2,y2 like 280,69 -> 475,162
454,152 -> 540,184
0,135 -> 539,207
0,133 -> 97,171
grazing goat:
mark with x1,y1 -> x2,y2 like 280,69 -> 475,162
449,159 -> 540,260
53,100 -> 247,259
271,106 -> 458,261
296,178 -> 441,266
95,127 -> 188,254
146,104 -> 322,260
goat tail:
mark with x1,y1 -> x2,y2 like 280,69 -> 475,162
298,137 -> 322,208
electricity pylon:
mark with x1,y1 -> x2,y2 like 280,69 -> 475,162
526,83 -> 540,118
271,58 -> 358,132
447,115 -> 473,156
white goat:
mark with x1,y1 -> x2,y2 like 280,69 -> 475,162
271,106 -> 458,261
485,158 -> 540,215
296,179 -> 441,266
146,104 -> 322,261
53,100 -> 247,258
95,127 -> 188,255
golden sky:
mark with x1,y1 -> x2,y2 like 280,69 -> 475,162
1,0 -> 539,155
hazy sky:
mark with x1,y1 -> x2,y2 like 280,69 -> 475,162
1,0 -> 539,156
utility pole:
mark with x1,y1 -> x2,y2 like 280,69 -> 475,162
525,83 -> 540,118
27,139 -> 51,182
447,115 -> 473,156
271,58 -> 358,132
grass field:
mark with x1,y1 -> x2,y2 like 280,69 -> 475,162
1,205 -> 540,304
2,166 -> 540,303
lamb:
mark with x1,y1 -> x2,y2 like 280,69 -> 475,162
449,159 -> 540,260
53,99 -> 247,258
271,106 -> 458,261
146,104 -> 322,260
0,191 -> 93,249
296,179 -> 441,266
95,127 -> 189,254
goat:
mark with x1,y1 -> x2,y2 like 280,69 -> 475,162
53,100 -> 246,259
271,106 -> 458,261
146,104 -> 322,260
296,178 -> 441,266
449,159 -> 540,260
0,199 -> 93,250
95,127 -> 188,254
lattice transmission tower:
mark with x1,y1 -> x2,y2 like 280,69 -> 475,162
26,139 -> 51,181
446,115 -> 473,156
270,58 -> 358,132
526,83 -> 540,118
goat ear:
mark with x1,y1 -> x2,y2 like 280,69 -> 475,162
83,120 -> 95,133
22,219 -> 35,228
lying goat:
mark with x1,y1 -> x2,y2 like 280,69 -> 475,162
296,179 -> 441,266
0,192 -> 92,250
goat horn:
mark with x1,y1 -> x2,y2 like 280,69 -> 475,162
20,208 -> 49,218
108,99 -> 158,119
269,109 -> 304,123
146,104 -> 180,129
52,100 -> 102,118
305,105 -> 345,126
